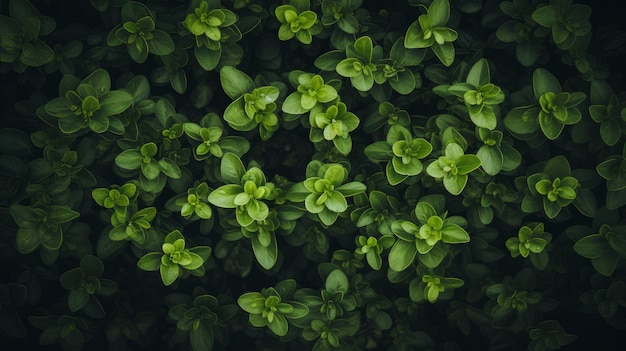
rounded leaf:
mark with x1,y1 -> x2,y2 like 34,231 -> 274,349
160,262 -> 181,286
325,269 -> 349,294
388,240 -> 417,272
137,252 -> 162,271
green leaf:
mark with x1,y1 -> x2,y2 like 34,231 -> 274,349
60,268 -> 82,289
246,199 -> 269,221
194,203 -> 213,219
285,182 -> 309,202
82,68 -> 111,96
318,208 -> 339,226
285,301 -> 308,319
21,40 -> 55,67
336,58 -> 362,78
573,234 -> 608,258
208,184 -> 241,208
539,112 -> 564,140
57,115 -> 85,134
466,58 -> 490,86
87,113 -> 108,133
184,252 -> 205,270
137,252 -> 162,271
160,262 -> 180,286
386,162 -> 407,186
120,1 -> 150,22
364,141 -> 392,161
315,50 -> 344,71
504,106 -> 540,135
350,70 -> 375,91
134,207 -> 157,222
148,30 -> 175,55
251,233 -> 278,270
404,21 -> 429,49
543,155 -> 571,179
158,158 -> 181,179
531,5 -> 558,27
477,145 -> 503,176
418,244 -> 447,268
533,68 -> 561,98
216,137 -> 248,157
516,41 -> 540,67
323,164 -> 347,185
389,69 -> 417,95
325,269 -> 349,294
238,292 -> 265,313
195,45 -> 221,71
323,191 -> 347,213
282,93 -> 309,114
443,173 -> 468,195
441,224 -> 470,244
68,289 -> 90,312
129,37 -> 149,63
278,24 -> 295,41
91,189 -> 109,207
335,182 -> 367,197
572,189 -> 597,217
415,202 -> 437,224
392,156 -> 423,176
333,135 -> 352,155
388,239 -> 417,272
429,0 -> 451,27
220,66 -> 255,99
190,324 -> 215,351
455,155 -> 482,174
591,252 -> 620,276
44,97 -> 72,117
431,41 -> 455,67
141,160 -> 161,180
267,313 -> 289,336
599,120 -> 621,146
10,204 -> 43,227
115,149 -> 142,170
224,98 -> 257,130
16,227 -> 41,254
99,90 -> 133,116
190,246 -> 212,261
220,152 -> 246,184
41,228 -> 62,250
353,36 -> 373,62
47,206 -> 80,223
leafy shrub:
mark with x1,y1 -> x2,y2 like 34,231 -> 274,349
1,0 -> 625,350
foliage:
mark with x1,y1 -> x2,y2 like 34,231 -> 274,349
38,68 -> 134,134
59,255 -> 118,318
275,0 -> 320,44
404,0 -> 457,66
137,229 -> 212,286
1,0 -> 625,350
106,1 -> 175,64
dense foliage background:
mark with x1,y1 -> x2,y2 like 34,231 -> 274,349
1,0 -> 625,350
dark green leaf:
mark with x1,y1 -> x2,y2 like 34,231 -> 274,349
388,240 -> 417,272
148,30 -> 175,55
99,90 -> 133,116
220,66 -> 255,99
325,269 -> 349,294
190,323 -> 215,351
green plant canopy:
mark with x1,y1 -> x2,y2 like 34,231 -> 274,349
1,0 -> 625,350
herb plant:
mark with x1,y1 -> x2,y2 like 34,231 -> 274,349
1,0 -> 625,350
